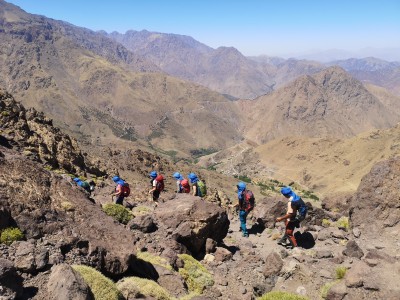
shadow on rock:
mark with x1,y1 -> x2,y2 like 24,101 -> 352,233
248,223 -> 265,235
295,231 -> 315,249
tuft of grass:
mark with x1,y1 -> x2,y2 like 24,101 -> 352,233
257,291 -> 309,300
117,276 -> 172,300
136,250 -> 173,271
320,281 -> 338,299
322,219 -> 331,227
102,203 -> 133,225
335,266 -> 347,279
61,201 -> 75,211
178,254 -> 214,294
335,216 -> 350,231
72,265 -> 123,300
1,227 -> 24,245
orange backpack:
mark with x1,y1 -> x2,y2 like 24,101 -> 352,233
155,175 -> 164,192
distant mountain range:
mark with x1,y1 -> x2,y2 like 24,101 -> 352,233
288,47 -> 400,63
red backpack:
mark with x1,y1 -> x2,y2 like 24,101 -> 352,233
241,190 -> 255,212
155,175 -> 164,192
120,182 -> 130,197
180,179 -> 190,193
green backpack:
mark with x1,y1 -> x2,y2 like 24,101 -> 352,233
80,181 -> 90,192
197,180 -> 207,197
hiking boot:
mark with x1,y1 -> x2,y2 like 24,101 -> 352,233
277,240 -> 289,246
277,235 -> 288,246
242,233 -> 249,238
285,244 -> 295,249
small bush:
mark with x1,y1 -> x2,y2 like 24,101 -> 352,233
178,254 -> 214,294
335,216 -> 350,231
72,265 -> 123,300
136,250 -> 173,271
0,227 -> 24,245
335,266 -> 347,279
257,290 -> 309,300
102,203 -> 132,224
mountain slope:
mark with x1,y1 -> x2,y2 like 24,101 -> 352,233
106,30 -> 276,99
0,0 -> 242,155
328,57 -> 400,95
242,67 -> 400,143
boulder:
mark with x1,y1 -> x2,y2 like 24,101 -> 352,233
342,240 -> 364,259
345,261 -> 369,288
128,214 -> 157,233
263,252 -> 283,278
154,194 -> 229,257
326,281 -> 347,300
47,264 -> 94,300
214,247 -> 233,262
350,157 -> 400,236
0,258 -> 23,298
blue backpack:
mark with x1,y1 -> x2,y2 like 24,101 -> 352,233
294,200 -> 308,221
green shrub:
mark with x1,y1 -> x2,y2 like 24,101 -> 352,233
335,266 -> 347,279
117,276 -> 172,300
178,254 -> 214,294
257,291 -> 309,300
0,227 -> 24,245
102,203 -> 132,224
335,216 -> 350,231
72,265 -> 123,300
136,250 -> 173,271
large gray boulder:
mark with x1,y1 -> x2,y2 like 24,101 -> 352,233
47,264 -> 94,300
154,194 -> 229,256
0,258 -> 23,299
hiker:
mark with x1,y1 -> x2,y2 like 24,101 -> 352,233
148,171 -> 164,203
232,182 -> 255,238
112,175 -> 130,205
188,173 -> 207,197
276,186 -> 308,249
73,178 -> 91,194
173,172 -> 190,193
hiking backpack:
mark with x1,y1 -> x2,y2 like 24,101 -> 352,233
294,200 -> 308,221
241,190 -> 255,212
155,175 -> 164,192
80,181 -> 91,192
180,179 -> 190,193
197,180 -> 207,197
121,182 -> 131,197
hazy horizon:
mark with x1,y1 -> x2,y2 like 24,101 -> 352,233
4,0 -> 400,61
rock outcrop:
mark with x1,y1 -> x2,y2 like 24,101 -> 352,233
154,194 -> 230,257
0,90 -> 104,176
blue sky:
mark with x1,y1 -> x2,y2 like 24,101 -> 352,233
5,0 -> 400,57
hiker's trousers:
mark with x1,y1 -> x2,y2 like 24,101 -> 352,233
285,219 -> 300,247
239,210 -> 248,235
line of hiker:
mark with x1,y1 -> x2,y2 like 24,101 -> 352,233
74,169 -> 307,250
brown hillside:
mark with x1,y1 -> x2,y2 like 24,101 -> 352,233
0,0 -> 242,155
199,123 -> 400,198
241,67 -> 400,144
